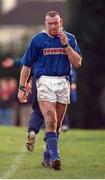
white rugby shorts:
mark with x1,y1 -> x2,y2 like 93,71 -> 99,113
36,76 -> 70,104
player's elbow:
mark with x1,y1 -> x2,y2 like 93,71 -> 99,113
74,57 -> 82,68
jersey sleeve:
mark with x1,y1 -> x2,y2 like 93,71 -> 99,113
21,37 -> 37,67
73,37 -> 81,55
68,35 -> 82,55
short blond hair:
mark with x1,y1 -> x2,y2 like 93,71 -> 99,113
46,11 -> 61,18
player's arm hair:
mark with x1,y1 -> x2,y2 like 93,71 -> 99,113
65,46 -> 82,68
19,65 -> 31,87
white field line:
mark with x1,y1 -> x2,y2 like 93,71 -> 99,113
1,146 -> 26,179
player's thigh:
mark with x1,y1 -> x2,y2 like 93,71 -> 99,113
39,101 -> 56,118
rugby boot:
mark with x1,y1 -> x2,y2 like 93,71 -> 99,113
52,157 -> 61,170
26,131 -> 36,152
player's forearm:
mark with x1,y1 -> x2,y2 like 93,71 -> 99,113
65,45 -> 82,68
19,65 -> 31,87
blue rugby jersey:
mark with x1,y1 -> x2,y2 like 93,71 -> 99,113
21,31 -> 81,78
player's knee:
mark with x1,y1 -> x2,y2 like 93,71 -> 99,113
46,110 -> 56,131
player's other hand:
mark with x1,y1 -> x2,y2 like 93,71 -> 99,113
17,90 -> 28,103
70,83 -> 77,90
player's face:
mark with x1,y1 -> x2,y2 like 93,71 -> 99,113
45,15 -> 62,36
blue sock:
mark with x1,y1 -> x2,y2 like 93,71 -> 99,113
43,137 -> 60,161
43,142 -> 51,162
43,150 -> 51,162
45,132 -> 59,161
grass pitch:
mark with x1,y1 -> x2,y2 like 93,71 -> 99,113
0,126 -> 105,179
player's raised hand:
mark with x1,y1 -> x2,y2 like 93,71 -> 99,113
57,29 -> 68,46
